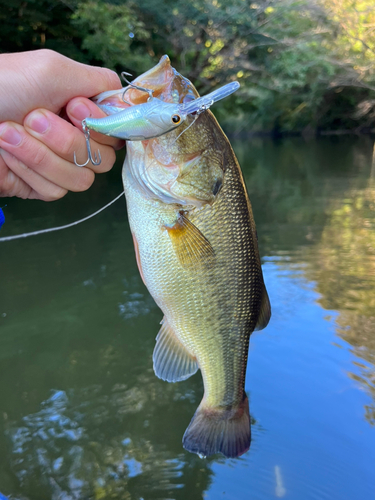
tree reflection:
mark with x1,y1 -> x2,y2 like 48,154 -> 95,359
5,382 -> 214,499
304,181 -> 375,425
5,376 -> 257,499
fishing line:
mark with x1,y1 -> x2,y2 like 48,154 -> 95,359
0,191 -> 125,242
173,114 -> 199,143
0,116 -> 199,244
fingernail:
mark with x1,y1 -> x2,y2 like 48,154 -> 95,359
0,123 -> 22,146
70,102 -> 91,121
26,111 -> 50,134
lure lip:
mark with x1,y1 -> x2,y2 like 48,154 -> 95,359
179,81 -> 240,116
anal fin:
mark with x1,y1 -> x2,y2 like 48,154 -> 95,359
165,211 -> 215,267
255,283 -> 271,331
153,317 -> 199,382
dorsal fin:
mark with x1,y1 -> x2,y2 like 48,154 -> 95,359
255,284 -> 271,331
165,211 -> 215,267
153,318 -> 199,382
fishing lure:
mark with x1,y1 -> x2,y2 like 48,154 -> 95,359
74,81 -> 240,167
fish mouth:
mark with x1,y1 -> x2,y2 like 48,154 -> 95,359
94,55 -> 198,110
129,55 -> 178,103
131,55 -> 198,105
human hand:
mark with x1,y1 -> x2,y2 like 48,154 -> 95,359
0,49 -> 124,200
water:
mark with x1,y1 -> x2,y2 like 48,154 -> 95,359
0,137 -> 374,500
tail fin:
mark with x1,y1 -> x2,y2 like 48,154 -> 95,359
182,396 -> 250,458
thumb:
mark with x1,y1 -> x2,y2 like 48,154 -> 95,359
50,53 -> 122,102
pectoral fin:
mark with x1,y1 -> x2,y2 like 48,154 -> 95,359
255,284 -> 271,331
165,211 -> 215,267
153,318 -> 199,382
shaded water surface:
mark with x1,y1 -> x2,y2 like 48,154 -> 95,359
0,137 -> 374,499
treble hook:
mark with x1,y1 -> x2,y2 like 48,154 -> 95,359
121,71 -> 154,105
74,121 -> 102,167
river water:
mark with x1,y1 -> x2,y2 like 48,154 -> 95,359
0,136 -> 374,500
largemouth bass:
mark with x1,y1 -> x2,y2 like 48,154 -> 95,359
103,56 -> 271,458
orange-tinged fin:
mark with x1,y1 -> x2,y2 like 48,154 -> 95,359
255,283 -> 271,331
153,317 -> 199,382
182,395 -> 250,458
165,211 -> 215,267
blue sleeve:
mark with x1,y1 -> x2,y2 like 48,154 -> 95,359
0,208 -> 5,230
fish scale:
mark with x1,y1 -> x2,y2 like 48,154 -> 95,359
187,147 -> 262,407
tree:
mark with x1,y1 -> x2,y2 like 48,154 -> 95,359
72,1 -> 152,71
1,0 -> 375,132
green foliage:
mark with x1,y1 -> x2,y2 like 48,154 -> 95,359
71,1 -> 152,72
0,0 -> 85,61
1,0 -> 375,132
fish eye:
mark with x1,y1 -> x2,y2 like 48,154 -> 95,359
172,114 -> 181,124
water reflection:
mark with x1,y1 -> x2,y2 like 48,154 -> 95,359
1,137 -> 375,499
303,181 -> 375,425
6,386 -> 211,499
